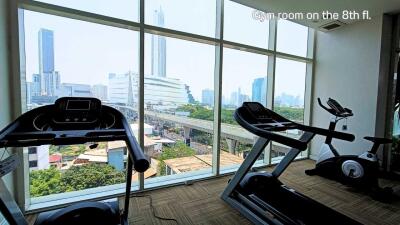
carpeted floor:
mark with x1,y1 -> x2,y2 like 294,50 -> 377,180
125,160 -> 400,225
26,160 -> 400,224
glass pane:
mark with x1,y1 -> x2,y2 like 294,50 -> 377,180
276,19 -> 308,57
23,11 -> 139,198
143,34 -> 215,183
145,0 -> 216,37
224,0 -> 269,49
272,58 -> 306,161
29,142 -> 129,197
35,0 -> 139,22
221,48 -> 268,170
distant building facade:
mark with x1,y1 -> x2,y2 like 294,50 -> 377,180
151,8 -> 166,77
92,84 -> 108,101
252,77 -> 267,105
108,72 -> 189,110
28,145 -> 50,171
201,89 -> 214,106
57,83 -> 92,97
38,28 -> 60,96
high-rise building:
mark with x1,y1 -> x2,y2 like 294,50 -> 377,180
26,82 -> 32,105
39,29 -> 55,95
151,7 -> 166,78
38,28 -> 60,96
252,77 -> 267,105
38,28 -> 54,74
202,89 -> 214,106
92,84 -> 108,101
43,71 -> 60,96
230,91 -> 238,106
32,74 -> 41,96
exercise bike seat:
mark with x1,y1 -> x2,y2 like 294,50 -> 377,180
364,136 -> 392,144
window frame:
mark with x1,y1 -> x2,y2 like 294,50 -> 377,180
10,0 -> 315,212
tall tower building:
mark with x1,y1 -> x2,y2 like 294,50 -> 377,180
32,74 -> 41,96
38,28 -> 54,74
202,89 -> 214,106
38,28 -> 59,96
151,7 -> 166,77
252,77 -> 267,105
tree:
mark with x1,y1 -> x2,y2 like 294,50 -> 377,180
157,141 -> 195,176
274,106 -> 304,122
30,167 -> 64,197
61,164 -> 125,192
177,104 -> 237,125
30,164 -> 125,197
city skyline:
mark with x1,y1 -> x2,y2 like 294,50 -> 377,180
24,1 -> 308,104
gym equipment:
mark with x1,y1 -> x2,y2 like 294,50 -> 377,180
221,102 -> 361,225
306,98 -> 393,200
0,97 -> 150,225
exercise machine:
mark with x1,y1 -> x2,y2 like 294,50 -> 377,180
306,98 -> 393,200
0,97 -> 149,225
221,102 -> 361,225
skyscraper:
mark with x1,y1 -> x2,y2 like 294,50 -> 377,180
202,89 -> 214,106
38,28 -> 60,96
38,28 -> 54,74
32,74 -> 41,96
252,77 -> 267,105
151,7 -> 166,77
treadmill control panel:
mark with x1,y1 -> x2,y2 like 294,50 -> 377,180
242,102 -> 272,120
51,97 -> 102,128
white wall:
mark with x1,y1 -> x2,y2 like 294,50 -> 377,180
310,16 -> 384,158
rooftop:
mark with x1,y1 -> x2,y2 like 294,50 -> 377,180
163,151 -> 244,174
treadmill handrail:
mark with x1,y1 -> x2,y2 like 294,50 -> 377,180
0,104 -> 149,173
234,105 -> 354,151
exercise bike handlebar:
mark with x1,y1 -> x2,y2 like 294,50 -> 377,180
317,98 -> 353,118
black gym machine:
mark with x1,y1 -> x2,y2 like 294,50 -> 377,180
306,98 -> 394,201
0,97 -> 150,225
221,102 -> 362,225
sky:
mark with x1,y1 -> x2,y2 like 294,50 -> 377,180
24,0 -> 308,102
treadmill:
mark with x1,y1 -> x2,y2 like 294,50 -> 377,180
0,97 -> 149,225
221,102 -> 362,225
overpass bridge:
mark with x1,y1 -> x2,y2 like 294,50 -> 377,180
110,104 -> 299,153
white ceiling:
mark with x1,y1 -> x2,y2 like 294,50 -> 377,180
233,0 -> 400,30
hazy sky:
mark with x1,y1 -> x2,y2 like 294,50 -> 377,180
24,0 -> 308,102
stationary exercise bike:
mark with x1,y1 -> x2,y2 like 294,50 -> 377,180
305,98 -> 393,201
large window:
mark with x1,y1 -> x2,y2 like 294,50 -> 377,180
23,11 -> 139,200
35,0 -> 140,21
145,0 -> 216,37
224,1 -> 269,48
276,19 -> 309,57
272,58 -> 307,161
221,48 -> 268,170
143,34 -> 215,184
15,0 -> 313,210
